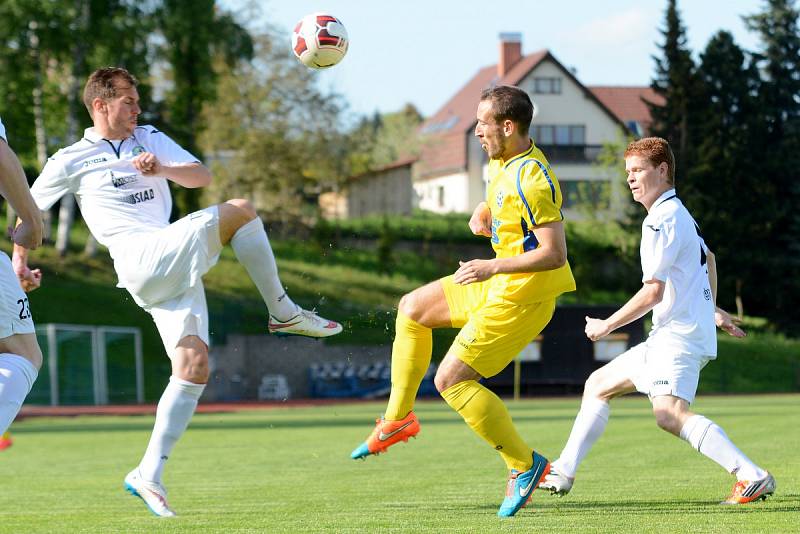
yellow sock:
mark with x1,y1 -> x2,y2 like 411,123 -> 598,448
441,380 -> 532,471
384,312 -> 432,420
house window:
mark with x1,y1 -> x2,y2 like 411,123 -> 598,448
533,77 -> 562,94
437,186 -> 445,208
536,125 -> 554,144
533,124 -> 585,145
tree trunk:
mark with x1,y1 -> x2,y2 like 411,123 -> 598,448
84,234 -> 97,257
29,21 -> 51,241
735,277 -> 744,320
55,1 -> 89,256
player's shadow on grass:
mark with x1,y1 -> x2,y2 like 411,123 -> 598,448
471,498 -> 799,514
12,411 -> 655,435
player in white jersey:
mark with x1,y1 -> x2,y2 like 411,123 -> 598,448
11,68 -> 341,517
538,137 -> 775,505
0,116 -> 45,440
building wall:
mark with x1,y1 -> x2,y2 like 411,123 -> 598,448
518,61 -> 621,144
414,171 -> 470,213
346,164 -> 415,218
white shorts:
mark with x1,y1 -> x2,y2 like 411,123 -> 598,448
148,281 -> 209,356
611,342 -> 711,404
0,252 -> 35,338
113,206 -> 223,308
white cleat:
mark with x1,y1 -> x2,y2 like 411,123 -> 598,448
124,469 -> 176,517
268,309 -> 342,338
722,472 -> 776,504
538,463 -> 574,496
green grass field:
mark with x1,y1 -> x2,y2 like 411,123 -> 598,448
3,395 -> 798,533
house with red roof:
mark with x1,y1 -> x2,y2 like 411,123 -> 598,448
323,34 -> 663,219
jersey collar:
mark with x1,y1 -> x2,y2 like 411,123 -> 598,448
501,140 -> 535,169
82,127 -> 132,143
653,188 -> 677,209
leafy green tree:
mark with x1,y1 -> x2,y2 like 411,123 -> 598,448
743,0 -> 800,326
647,0 -> 702,191
346,104 -> 424,177
198,31 -> 348,223
690,31 -> 763,317
154,0 -> 253,216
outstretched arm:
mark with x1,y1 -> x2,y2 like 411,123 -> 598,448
585,279 -> 665,341
0,139 -> 43,250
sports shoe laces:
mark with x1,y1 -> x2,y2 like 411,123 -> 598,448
300,308 -> 324,324
505,471 -> 520,497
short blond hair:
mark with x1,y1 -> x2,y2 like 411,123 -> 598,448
624,137 -> 675,184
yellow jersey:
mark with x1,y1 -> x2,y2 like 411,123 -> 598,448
485,141 -> 576,303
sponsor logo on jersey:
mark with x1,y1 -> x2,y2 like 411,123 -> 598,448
109,170 -> 138,188
82,156 -> 108,167
132,145 -> 146,156
121,188 -> 155,205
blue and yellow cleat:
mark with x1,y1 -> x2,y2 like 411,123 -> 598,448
497,451 -> 550,518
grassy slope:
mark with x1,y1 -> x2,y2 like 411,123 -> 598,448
5,222 -> 799,399
2,395 -> 798,532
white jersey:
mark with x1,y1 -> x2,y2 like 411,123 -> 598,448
0,116 -> 6,141
640,189 -> 717,357
30,125 -> 198,258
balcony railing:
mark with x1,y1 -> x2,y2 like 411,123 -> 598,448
537,144 -> 604,163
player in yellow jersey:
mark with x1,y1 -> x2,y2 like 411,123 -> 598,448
350,86 -> 575,517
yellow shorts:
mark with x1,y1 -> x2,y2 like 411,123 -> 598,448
441,275 -> 555,378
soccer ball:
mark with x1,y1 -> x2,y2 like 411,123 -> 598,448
291,13 -> 349,69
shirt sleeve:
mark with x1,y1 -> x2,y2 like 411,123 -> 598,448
146,129 -> 200,166
640,218 -> 680,282
30,156 -> 73,211
518,160 -> 563,228
0,117 -> 6,142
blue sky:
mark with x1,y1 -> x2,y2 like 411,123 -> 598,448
224,0 -> 766,119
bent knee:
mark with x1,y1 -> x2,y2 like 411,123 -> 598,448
653,408 -> 681,433
225,198 -> 257,220
583,370 -> 611,400
398,292 -> 423,322
433,371 -> 451,394
172,339 -> 210,383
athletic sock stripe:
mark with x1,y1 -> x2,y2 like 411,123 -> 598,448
695,422 -> 712,452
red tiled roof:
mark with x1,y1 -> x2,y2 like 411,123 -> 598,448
414,51 -> 665,179
348,156 -> 417,183
588,86 -> 664,134
415,132 -> 466,179
420,51 -> 549,141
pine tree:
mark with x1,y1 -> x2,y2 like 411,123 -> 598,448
691,31 -> 763,317
647,0 -> 701,190
744,0 -> 800,326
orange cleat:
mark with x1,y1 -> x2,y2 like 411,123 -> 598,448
722,473 -> 776,504
350,411 -> 420,459
0,432 -> 12,451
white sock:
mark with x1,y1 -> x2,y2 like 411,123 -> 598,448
680,414 -> 767,481
230,217 -> 299,321
138,376 -> 205,483
554,397 -> 610,478
0,354 -> 38,434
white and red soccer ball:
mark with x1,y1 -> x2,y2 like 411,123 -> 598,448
291,13 -> 349,69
